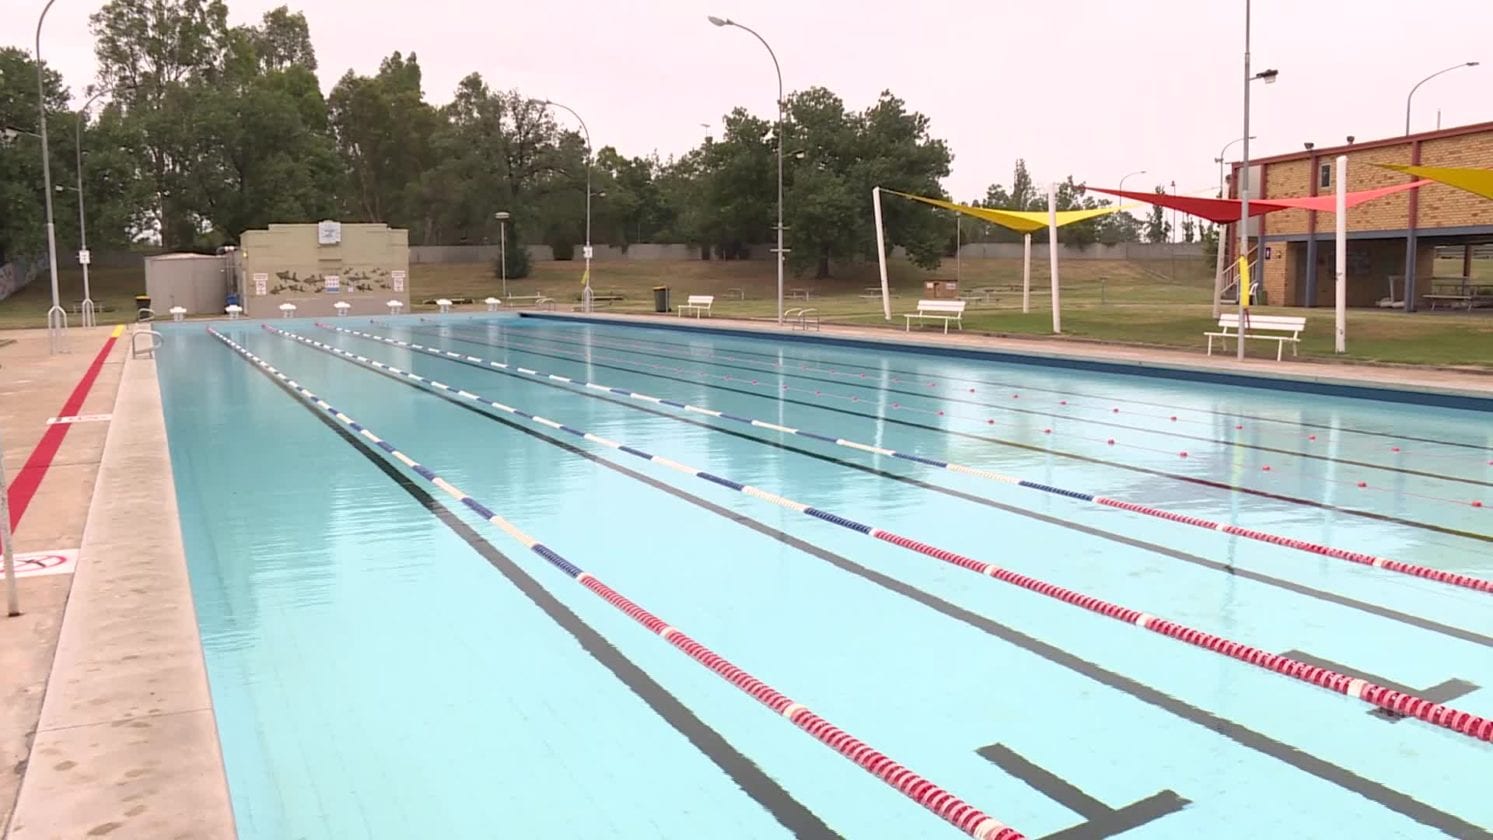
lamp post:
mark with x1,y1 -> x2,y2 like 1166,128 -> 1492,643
708,15 -> 785,325
36,0 -> 66,353
541,100 -> 592,312
1405,62 -> 1479,135
1238,0 -> 1280,361
69,88 -> 114,328
494,211 -> 510,299
1118,169 -> 1147,198
1213,135 -> 1255,317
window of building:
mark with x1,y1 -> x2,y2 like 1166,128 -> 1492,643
1319,163 -> 1332,189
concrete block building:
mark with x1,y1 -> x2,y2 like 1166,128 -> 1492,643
237,222 -> 410,318
1228,121 -> 1493,310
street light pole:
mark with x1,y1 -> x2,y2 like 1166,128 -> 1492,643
541,100 -> 592,312
1213,135 -> 1255,317
36,0 -> 66,353
1237,0 -> 1278,361
709,15 -> 785,326
494,211 -> 510,299
1405,62 -> 1479,135
72,89 -> 112,328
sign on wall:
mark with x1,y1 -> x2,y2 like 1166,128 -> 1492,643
317,220 -> 342,245
253,272 -> 268,295
323,274 -> 341,293
391,270 -> 406,292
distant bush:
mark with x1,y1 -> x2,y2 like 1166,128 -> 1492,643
493,243 -> 532,280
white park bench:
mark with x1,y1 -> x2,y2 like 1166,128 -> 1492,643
678,294 -> 714,318
1205,313 -> 1307,361
904,299 -> 966,333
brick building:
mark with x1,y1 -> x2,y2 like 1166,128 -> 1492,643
1228,121 -> 1493,310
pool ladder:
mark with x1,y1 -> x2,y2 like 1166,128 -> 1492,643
130,321 -> 163,359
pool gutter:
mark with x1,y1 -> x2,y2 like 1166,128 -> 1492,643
6,349 -> 236,838
517,312 -> 1493,412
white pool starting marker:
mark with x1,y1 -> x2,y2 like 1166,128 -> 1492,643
46,413 -> 112,425
1,549 -> 78,578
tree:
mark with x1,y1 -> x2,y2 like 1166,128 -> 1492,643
328,52 -> 439,231
1143,186 -> 1172,243
0,48 -> 75,261
1181,218 -> 1197,243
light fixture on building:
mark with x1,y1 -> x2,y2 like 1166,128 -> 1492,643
1303,142 -> 1314,150
1345,135 -> 1356,144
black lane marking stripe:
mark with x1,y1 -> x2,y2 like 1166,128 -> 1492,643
1281,650 -> 1481,724
232,337 -> 838,839
975,743 -> 1188,838
433,324 -> 1491,489
402,326 -> 1493,545
495,319 -> 1493,452
315,334 -> 1492,837
356,328 -> 1493,649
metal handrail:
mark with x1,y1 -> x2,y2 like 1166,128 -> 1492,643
130,328 -> 162,359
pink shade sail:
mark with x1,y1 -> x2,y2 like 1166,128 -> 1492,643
1262,180 -> 1429,213
1084,188 -> 1292,223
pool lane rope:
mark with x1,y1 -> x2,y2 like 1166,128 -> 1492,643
447,319 -> 1492,458
412,323 -> 1490,505
322,322 -> 1493,598
276,325 -> 1493,745
213,328 -> 1019,840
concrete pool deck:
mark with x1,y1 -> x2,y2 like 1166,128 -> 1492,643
0,326 -> 232,839
0,312 -> 1489,838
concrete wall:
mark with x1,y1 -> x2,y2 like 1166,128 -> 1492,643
144,254 -> 230,314
402,241 -> 1198,264
240,222 -> 409,318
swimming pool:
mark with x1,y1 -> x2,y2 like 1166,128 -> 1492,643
156,315 -> 1493,839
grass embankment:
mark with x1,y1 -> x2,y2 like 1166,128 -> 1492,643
2,257 -> 1489,368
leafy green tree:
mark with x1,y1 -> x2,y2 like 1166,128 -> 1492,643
1143,185 -> 1172,243
328,52 -> 439,231
0,48 -> 75,260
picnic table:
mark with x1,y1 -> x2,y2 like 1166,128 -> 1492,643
787,288 -> 814,300
1423,276 -> 1493,310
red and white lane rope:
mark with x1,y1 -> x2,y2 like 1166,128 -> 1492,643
277,326 -> 1493,745
216,326 -> 1021,840
324,322 -> 1493,597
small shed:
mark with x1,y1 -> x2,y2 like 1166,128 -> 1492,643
144,254 -> 230,315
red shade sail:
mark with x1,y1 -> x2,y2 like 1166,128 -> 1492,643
1088,180 -> 1429,223
1085,188 -> 1291,223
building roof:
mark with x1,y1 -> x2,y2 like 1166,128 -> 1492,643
1230,120 -> 1493,168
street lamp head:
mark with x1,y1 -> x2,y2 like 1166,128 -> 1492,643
707,15 -> 730,26
1467,61 -> 1481,67
494,211 -> 510,221
1257,68 -> 1280,84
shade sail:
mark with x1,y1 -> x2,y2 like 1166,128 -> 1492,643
1376,164 -> 1493,201
1262,180 -> 1429,213
1085,187 -> 1290,223
885,190 -> 1123,233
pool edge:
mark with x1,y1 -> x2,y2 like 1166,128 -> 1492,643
517,312 -> 1493,412
6,349 -> 236,838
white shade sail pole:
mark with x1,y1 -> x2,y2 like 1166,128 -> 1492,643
1022,233 -> 1032,313
1335,155 -> 1348,354
873,187 -> 891,320
1048,183 -> 1061,334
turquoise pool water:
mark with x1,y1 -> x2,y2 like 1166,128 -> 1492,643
156,315 -> 1493,839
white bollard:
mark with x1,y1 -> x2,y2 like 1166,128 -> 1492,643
279,303 -> 297,319
485,297 -> 501,311
387,300 -> 404,316
169,306 -> 186,322
437,298 -> 452,314
334,301 -> 351,317
225,304 -> 242,320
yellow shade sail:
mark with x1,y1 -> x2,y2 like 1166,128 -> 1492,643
884,190 -> 1124,233
1376,164 -> 1493,201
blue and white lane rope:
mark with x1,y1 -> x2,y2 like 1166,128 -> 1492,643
270,325 -> 1493,744
213,327 -> 1019,840
320,322 -> 1493,596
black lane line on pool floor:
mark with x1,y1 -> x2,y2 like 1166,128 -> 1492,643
331,329 -> 1493,650
1280,650 -> 1481,724
388,326 -> 1493,545
234,338 -> 838,840
292,333 -> 1491,838
496,320 -> 1493,451
975,744 -> 1188,840
428,324 -> 1492,490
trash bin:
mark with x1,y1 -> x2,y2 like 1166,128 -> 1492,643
135,294 -> 151,319
653,286 -> 670,313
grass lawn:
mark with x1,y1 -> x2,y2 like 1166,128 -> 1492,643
3,256 -> 1490,369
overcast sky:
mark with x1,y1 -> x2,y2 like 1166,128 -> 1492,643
6,0 -> 1488,202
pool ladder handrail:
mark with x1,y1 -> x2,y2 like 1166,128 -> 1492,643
130,322 -> 163,359
784,307 -> 820,331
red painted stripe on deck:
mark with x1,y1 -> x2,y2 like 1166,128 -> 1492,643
6,327 -> 125,530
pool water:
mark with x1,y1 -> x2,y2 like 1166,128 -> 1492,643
155,315 -> 1493,839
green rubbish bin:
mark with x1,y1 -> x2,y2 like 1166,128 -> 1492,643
134,294 -> 152,320
653,286 -> 670,313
